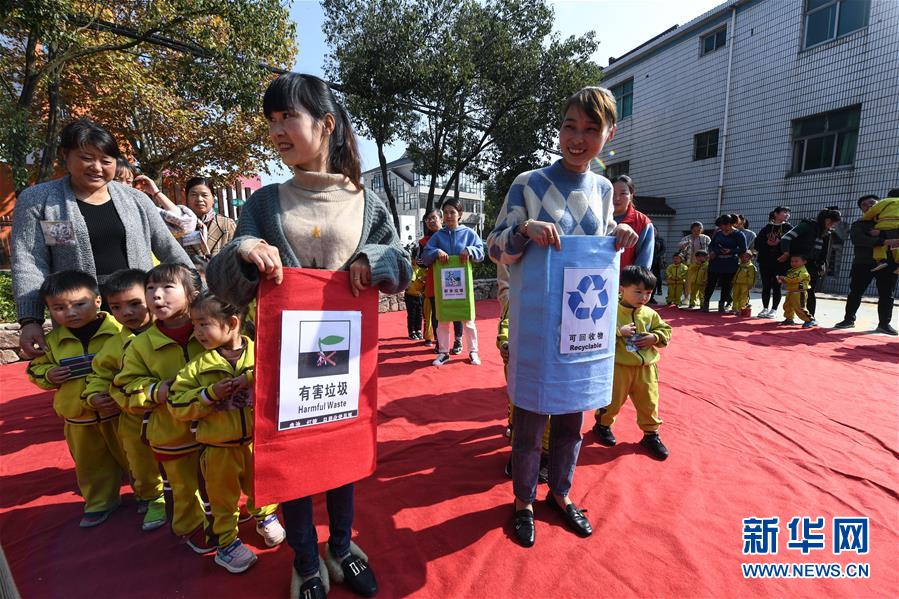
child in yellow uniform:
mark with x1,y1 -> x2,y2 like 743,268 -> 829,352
864,191 -> 899,274
665,253 -> 688,306
84,268 -> 166,532
777,255 -> 816,328
685,250 -> 709,308
731,251 -> 758,315
27,271 -> 128,527
593,266 -> 673,460
114,264 -> 211,554
170,292 -> 285,574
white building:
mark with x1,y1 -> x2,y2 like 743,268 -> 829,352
596,0 -> 899,293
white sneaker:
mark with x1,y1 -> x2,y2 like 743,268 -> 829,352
432,353 -> 450,366
255,514 -> 286,547
214,538 -> 258,574
469,352 -> 481,365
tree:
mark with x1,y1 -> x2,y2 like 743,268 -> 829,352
0,0 -> 295,193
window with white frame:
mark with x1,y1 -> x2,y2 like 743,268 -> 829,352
701,26 -> 727,55
791,105 -> 860,173
803,0 -> 870,49
610,79 -> 633,120
693,129 -> 719,161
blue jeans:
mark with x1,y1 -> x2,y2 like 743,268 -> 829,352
511,407 -> 583,505
282,483 -> 354,577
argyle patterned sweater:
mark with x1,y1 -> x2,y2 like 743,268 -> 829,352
486,160 -> 616,265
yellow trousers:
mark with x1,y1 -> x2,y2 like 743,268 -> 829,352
64,419 -> 128,513
872,245 -> 899,262
201,444 -> 277,547
666,282 -> 685,305
686,277 -> 705,307
731,284 -> 750,310
159,451 -> 207,537
783,291 -> 812,322
422,297 -> 435,342
117,412 -> 163,501
597,363 -> 662,432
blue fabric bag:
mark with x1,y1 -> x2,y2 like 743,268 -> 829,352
508,236 -> 620,415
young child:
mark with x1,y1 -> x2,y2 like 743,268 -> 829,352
27,270 -> 128,527
420,197 -> 485,366
84,268 -> 166,532
686,250 -> 709,309
113,264 -> 213,553
664,253 -> 687,307
169,292 -> 285,574
594,266 -> 673,460
731,251 -> 758,315
864,190 -> 899,274
404,259 -> 425,340
777,255 -> 816,328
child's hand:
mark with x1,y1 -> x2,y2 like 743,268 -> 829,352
46,366 -> 71,385
212,379 -> 235,400
459,248 -> 469,264
776,275 -> 785,283
499,341 -> 509,360
619,323 -> 637,337
232,374 -> 250,392
436,249 -> 449,263
634,333 -> 658,349
89,392 -> 120,414
156,380 -> 172,403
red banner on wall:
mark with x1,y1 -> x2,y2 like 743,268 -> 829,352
253,268 -> 379,506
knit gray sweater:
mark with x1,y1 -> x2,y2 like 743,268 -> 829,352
206,183 -> 411,307
12,176 -> 194,321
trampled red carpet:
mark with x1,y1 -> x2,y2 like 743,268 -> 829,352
1,302 -> 897,598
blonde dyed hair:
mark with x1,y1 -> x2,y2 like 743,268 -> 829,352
562,86 -> 617,130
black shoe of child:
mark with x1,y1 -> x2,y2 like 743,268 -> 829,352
592,423 -> 616,447
423,340 -> 433,347
545,495 -> 592,537
450,339 -> 463,355
833,319 -> 855,329
512,508 -> 535,548
340,554 -> 377,597
640,433 -> 669,461
299,577 -> 327,599
504,456 -> 512,479
538,453 -> 549,484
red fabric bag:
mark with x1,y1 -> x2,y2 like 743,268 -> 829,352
252,268 -> 379,505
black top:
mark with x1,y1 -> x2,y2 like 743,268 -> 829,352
77,199 -> 128,276
754,222 -> 793,264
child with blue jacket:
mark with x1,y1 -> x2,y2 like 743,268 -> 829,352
420,197 -> 485,366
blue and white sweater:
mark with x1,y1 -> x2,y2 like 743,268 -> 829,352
420,225 -> 485,265
486,160 -> 616,264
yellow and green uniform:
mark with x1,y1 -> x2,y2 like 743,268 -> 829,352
84,327 -> 163,503
27,314 -> 128,513
861,197 -> 899,263
782,265 -> 813,322
114,323 -> 207,537
595,302 -> 672,433
686,261 -> 708,307
731,261 -> 758,310
169,338 -> 276,548
665,263 -> 688,305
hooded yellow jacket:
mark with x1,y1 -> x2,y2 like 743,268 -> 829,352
783,266 -> 810,293
614,302 -> 672,367
113,323 -> 205,455
665,263 -> 688,283
169,338 -> 255,447
27,313 -> 122,425
83,326 -> 146,412
733,261 -> 758,287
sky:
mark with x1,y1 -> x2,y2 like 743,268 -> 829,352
260,0 -> 725,185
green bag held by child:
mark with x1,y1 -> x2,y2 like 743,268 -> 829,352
434,256 -> 475,321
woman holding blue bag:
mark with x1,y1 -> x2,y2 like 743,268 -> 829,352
487,87 -> 637,548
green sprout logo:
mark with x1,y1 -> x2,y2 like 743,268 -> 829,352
317,335 -> 344,367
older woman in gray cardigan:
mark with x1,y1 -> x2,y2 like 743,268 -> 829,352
12,119 -> 192,357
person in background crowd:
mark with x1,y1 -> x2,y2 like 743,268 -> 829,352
650,234 -> 665,304
117,165 -> 198,240
610,175 -> 654,270
183,177 -> 237,260
11,118 -> 193,359
734,214 -> 755,250
678,221 -> 710,300
833,195 -> 899,335
778,208 -> 842,318
702,214 -> 747,313
753,206 -> 792,318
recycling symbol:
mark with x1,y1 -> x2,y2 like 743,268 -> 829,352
567,275 -> 609,323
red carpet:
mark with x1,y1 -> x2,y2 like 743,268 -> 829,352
1,302 -> 897,598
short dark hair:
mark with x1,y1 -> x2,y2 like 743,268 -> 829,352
39,270 -> 99,302
190,290 -> 245,325
672,252 -> 683,258
816,208 -> 842,228
186,176 -> 215,196
690,221 -> 703,231
610,174 -> 635,195
887,188 -> 899,197
59,119 -> 121,159
791,254 -> 808,262
145,264 -> 201,301
100,269 -> 147,298
773,205 -> 791,214
620,265 -> 657,289
115,159 -> 135,177
440,197 -> 464,214
562,86 -> 617,130
857,194 -> 879,208
715,214 -> 736,226
695,250 -> 709,257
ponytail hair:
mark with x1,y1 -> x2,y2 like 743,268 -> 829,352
263,73 -> 362,188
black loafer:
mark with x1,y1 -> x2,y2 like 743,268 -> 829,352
640,433 -> 669,461
512,508 -> 535,547
546,496 -> 592,537
340,554 -> 378,597
299,576 -> 328,599
592,423 -> 616,447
